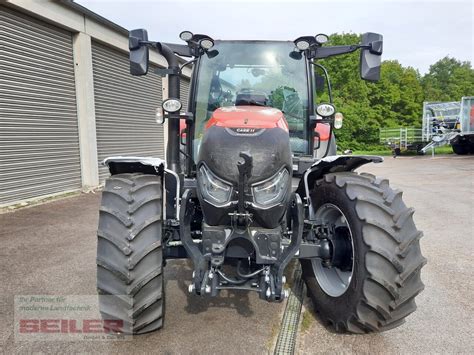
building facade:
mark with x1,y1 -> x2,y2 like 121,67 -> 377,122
0,1 -> 190,206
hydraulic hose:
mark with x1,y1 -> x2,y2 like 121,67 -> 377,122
216,269 -> 248,285
236,260 -> 265,279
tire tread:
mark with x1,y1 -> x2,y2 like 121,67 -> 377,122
302,171 -> 425,333
97,173 -> 164,334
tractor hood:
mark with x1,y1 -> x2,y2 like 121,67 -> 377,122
199,106 -> 291,185
197,105 -> 293,228
205,106 -> 289,131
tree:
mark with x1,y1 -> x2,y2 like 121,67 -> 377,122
312,34 -> 471,150
315,34 -> 425,149
422,57 -> 474,102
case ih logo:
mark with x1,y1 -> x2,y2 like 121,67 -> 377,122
232,127 -> 261,134
19,319 -> 123,334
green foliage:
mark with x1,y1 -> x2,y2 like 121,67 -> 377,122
316,34 -> 473,150
422,57 -> 474,102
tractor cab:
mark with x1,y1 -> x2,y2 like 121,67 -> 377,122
127,30 -> 384,176
192,40 -> 310,160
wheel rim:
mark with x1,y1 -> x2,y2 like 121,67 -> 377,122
311,203 -> 354,297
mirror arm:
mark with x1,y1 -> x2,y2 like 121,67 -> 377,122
163,43 -> 193,57
312,44 -> 360,59
311,62 -> 333,104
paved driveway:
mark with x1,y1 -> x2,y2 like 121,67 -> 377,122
1,155 -> 473,354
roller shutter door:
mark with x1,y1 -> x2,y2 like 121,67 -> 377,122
92,41 -> 164,181
0,6 -> 81,206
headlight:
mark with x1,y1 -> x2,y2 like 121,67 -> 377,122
316,103 -> 335,117
162,98 -> 182,113
252,169 -> 290,208
198,165 -> 233,206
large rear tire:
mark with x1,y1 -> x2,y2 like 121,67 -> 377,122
301,172 -> 426,333
97,173 -> 164,334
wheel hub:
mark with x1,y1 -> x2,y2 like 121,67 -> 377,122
311,203 -> 354,297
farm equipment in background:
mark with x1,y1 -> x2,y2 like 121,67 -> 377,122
380,97 -> 474,156
95,29 -> 426,335
379,127 -> 424,156
421,97 -> 474,155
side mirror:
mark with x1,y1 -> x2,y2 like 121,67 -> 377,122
129,29 -> 149,76
360,32 -> 383,82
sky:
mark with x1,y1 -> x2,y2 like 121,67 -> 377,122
76,0 -> 473,74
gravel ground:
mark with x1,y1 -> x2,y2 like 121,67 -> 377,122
0,154 -> 472,354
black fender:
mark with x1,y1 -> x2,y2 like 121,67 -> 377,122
295,155 -> 383,204
103,156 -> 180,220
103,156 -> 165,176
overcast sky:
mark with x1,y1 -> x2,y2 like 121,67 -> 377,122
76,0 -> 473,74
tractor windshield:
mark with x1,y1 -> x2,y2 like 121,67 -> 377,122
193,41 -> 309,157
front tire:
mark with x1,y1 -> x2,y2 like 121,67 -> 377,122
97,173 -> 164,334
301,172 -> 426,333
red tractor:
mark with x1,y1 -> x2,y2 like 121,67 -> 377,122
97,30 -> 426,334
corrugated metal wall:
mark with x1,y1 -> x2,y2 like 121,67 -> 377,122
0,6 -> 81,206
92,41 -> 164,182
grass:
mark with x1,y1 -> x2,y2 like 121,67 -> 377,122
348,145 -> 454,156
300,309 -> 315,333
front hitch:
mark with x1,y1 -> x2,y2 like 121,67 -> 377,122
180,189 -> 305,302
236,151 -> 253,225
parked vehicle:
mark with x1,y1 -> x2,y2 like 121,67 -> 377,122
380,97 -> 474,155
96,30 -> 425,334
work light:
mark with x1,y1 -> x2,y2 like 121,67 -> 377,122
199,38 -> 214,50
316,103 -> 335,117
295,40 -> 310,51
162,98 -> 182,113
315,34 -> 329,44
179,31 -> 193,42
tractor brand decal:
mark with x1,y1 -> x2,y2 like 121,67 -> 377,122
236,128 -> 257,133
226,127 -> 265,136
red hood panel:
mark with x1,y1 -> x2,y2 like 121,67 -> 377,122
205,106 -> 289,131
